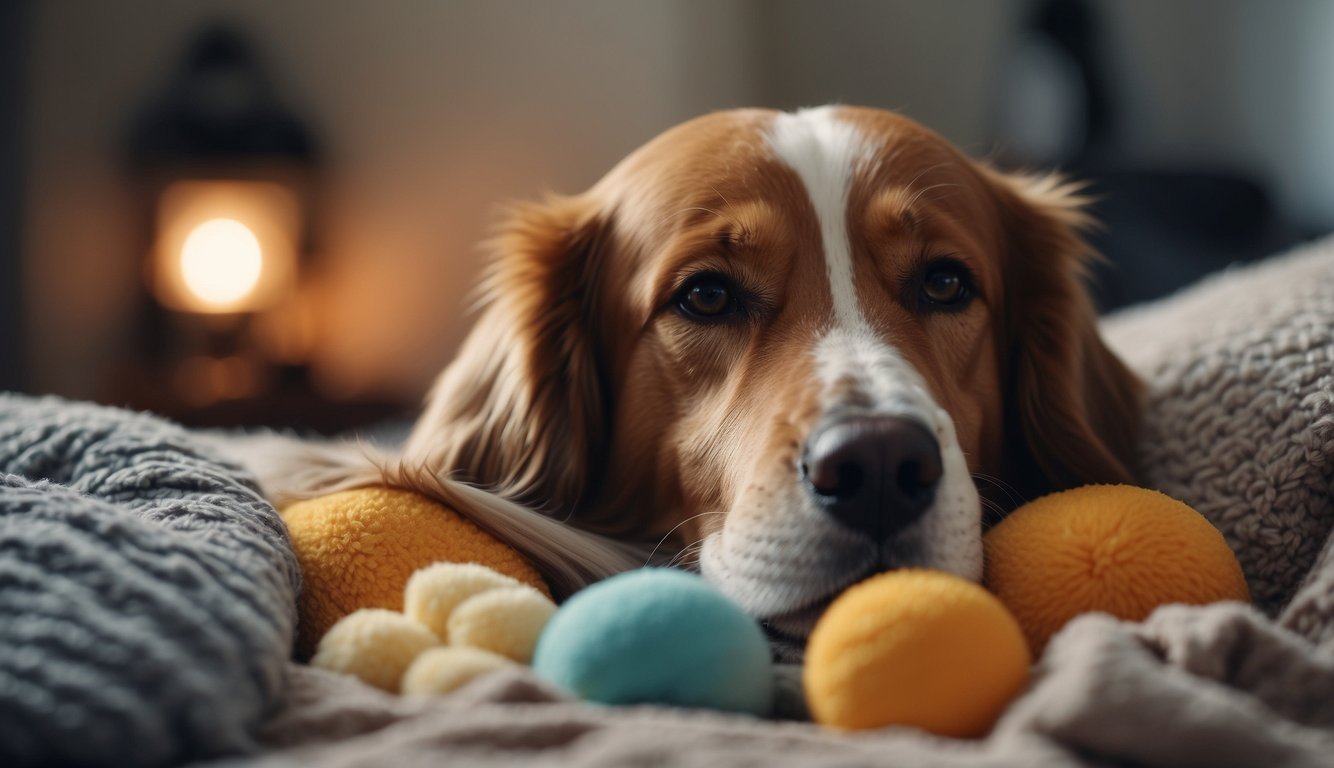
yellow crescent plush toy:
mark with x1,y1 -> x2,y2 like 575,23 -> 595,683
281,487 -> 555,693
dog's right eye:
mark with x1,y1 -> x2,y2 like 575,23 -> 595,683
675,274 -> 741,321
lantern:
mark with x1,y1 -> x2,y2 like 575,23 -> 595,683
126,23 -> 319,413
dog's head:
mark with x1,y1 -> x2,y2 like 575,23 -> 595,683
403,106 -> 1141,639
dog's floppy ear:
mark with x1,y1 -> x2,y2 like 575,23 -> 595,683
402,194 -> 609,517
989,171 -> 1143,501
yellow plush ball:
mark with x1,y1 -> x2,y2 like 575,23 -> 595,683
804,570 -> 1030,737
985,484 -> 1251,655
282,487 -> 549,657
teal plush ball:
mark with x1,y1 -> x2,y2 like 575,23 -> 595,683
532,568 -> 773,715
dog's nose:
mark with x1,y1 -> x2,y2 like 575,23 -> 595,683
802,416 -> 943,540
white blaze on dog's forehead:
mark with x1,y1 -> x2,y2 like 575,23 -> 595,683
766,107 -> 875,333
766,109 -> 924,408
813,325 -> 934,414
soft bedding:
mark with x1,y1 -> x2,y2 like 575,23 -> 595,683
2,238 -> 1333,767
0,397 -> 300,766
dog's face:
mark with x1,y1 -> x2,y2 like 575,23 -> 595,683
404,106 -> 1141,640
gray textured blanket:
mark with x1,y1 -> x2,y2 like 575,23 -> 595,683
3,238 -> 1333,767
0,396 -> 300,767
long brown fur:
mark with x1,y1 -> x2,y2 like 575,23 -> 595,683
987,171 -> 1143,501
402,195 -> 610,516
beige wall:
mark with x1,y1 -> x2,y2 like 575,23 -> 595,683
27,0 -> 1331,403
756,0 -> 1020,154
25,0 -> 1026,403
1098,0 -> 1334,226
23,0 -> 759,401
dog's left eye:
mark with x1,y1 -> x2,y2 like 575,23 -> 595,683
919,261 -> 973,309
675,274 -> 741,321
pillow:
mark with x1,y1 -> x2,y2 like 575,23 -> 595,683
1102,239 -> 1334,613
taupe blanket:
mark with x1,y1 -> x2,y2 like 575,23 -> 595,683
205,240 -> 1334,766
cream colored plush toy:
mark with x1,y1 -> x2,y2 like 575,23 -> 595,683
311,561 -> 556,693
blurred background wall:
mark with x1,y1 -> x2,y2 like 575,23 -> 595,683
5,0 -> 1332,429
0,1 -> 23,394
18,0 -> 758,409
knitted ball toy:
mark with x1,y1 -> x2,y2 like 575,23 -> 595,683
532,568 -> 774,716
282,486 -> 549,657
985,484 -> 1251,655
804,569 -> 1030,736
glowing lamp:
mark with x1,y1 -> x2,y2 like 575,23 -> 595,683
150,180 -> 301,314
180,219 -> 263,306
124,23 -> 320,415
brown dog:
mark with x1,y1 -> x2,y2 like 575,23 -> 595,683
248,106 -> 1141,643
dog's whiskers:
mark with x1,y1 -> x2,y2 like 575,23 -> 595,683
898,161 -> 953,196
662,205 -> 725,226
644,511 -> 724,567
666,538 -> 707,571
667,538 -> 709,570
709,184 -> 733,209
979,496 -> 1008,527
904,181 -> 965,210
970,471 -> 1025,511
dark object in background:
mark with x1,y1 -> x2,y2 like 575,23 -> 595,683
0,2 -> 26,391
994,0 -> 1307,313
1083,169 -> 1303,311
128,24 -> 317,166
117,23 -> 403,434
993,0 -> 1113,168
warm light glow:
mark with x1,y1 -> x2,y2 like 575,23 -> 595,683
179,218 -> 264,306
150,180 -> 299,314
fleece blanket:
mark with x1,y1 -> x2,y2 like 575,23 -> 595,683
2,238 -> 1332,767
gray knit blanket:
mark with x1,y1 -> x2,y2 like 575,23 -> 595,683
3,238 -> 1334,767
0,397 -> 300,767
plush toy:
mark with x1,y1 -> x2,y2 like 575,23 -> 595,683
803,483 -> 1251,736
985,484 -> 1251,655
281,486 -> 549,658
309,561 -> 556,693
308,608 -> 441,691
804,569 -> 1029,736
532,568 -> 774,716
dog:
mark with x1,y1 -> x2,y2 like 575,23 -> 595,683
242,105 -> 1142,645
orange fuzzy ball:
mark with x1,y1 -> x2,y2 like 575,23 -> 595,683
804,570 -> 1031,737
985,484 -> 1251,655
282,487 -> 549,658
